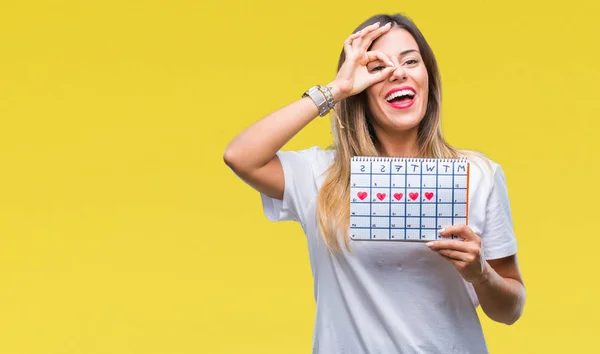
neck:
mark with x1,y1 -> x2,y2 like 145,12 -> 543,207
373,126 -> 420,157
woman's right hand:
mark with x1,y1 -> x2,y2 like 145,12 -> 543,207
330,22 -> 396,101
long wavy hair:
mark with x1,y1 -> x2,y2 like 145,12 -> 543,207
316,13 -> 480,252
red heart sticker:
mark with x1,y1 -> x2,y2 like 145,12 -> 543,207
376,193 -> 386,201
393,193 -> 403,201
425,192 -> 434,200
409,192 -> 419,200
357,192 -> 368,200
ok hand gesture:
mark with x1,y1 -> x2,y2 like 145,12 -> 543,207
332,22 -> 397,100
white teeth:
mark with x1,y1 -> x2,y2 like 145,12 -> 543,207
385,89 -> 415,101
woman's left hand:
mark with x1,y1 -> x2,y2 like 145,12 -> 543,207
426,225 -> 488,284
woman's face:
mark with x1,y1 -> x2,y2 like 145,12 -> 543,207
365,27 -> 429,133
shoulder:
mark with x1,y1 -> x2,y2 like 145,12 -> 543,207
296,145 -> 335,162
278,145 -> 335,175
458,150 -> 507,195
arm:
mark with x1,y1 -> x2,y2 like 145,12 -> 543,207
472,254 -> 526,325
223,92 -> 327,200
223,22 -> 396,199
426,225 -> 526,325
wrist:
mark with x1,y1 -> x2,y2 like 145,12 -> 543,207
326,81 -> 348,103
302,85 -> 331,117
471,261 -> 493,286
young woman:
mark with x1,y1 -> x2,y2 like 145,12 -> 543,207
224,13 -> 525,354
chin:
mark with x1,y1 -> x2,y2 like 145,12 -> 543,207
387,118 -> 422,132
377,108 -> 425,133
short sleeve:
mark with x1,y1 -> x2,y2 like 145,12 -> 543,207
260,146 -> 332,225
481,165 -> 518,260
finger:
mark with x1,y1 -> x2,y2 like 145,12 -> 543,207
366,50 -> 394,67
344,27 -> 370,48
353,22 -> 381,38
343,36 -> 354,57
347,31 -> 363,41
360,21 -> 383,33
426,239 -> 471,252
351,22 -> 382,50
436,249 -> 472,262
438,224 -> 479,242
427,241 -> 481,263
344,24 -> 379,57
365,66 -> 396,86
360,22 -> 392,49
438,254 -> 467,269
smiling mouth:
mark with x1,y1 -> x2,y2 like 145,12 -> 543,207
385,89 -> 416,109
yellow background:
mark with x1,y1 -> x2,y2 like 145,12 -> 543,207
1,0 -> 598,353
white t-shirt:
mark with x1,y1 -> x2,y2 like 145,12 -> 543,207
260,146 -> 518,354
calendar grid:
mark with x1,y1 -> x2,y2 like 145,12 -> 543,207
466,163 -> 470,224
451,161 -> 455,228
403,161 -> 407,240
388,161 -> 392,240
369,161 -> 372,240
349,157 -> 469,242
419,161 -> 423,240
435,160 -> 439,237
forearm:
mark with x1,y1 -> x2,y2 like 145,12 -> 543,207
223,82 -> 343,172
473,262 -> 526,325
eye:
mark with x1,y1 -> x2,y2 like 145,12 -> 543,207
370,66 -> 385,72
405,59 -> 419,65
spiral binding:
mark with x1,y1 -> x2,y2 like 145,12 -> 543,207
351,156 -> 469,163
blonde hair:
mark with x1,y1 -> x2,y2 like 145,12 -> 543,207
316,14 -> 488,252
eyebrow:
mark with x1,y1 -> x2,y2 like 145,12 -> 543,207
399,49 -> 419,56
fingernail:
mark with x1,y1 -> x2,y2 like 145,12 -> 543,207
438,228 -> 445,234
425,242 -> 434,247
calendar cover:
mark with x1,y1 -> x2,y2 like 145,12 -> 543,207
349,157 -> 469,241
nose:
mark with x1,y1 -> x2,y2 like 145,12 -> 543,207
389,65 -> 407,82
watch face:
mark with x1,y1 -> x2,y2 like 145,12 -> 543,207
303,86 -> 318,97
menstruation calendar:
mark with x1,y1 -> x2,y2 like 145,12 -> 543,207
350,157 -> 469,241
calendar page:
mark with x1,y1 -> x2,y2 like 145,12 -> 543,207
349,157 -> 469,242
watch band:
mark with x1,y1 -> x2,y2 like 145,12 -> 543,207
302,85 -> 330,117
318,85 -> 335,111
